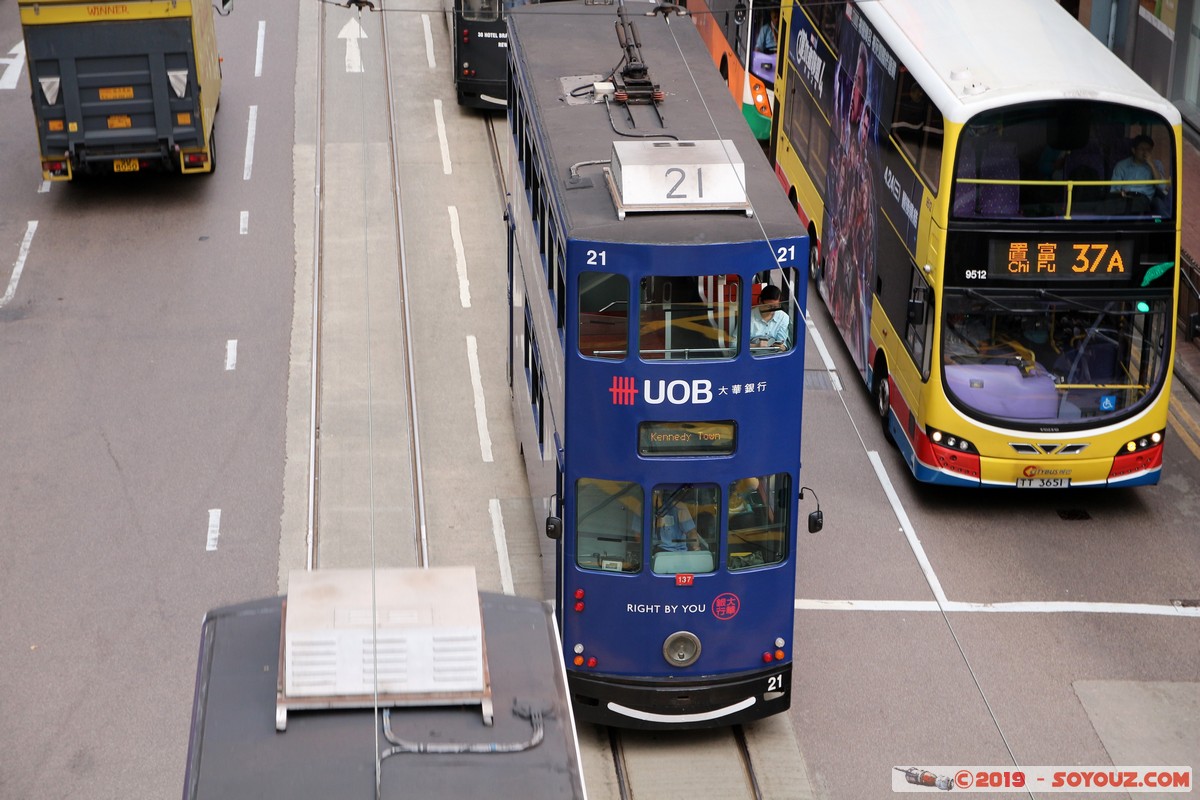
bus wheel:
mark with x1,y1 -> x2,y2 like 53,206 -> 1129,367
873,363 -> 893,443
808,236 -> 820,281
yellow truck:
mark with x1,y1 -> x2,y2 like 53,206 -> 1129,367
18,0 -> 231,180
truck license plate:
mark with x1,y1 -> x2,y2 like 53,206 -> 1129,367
113,158 -> 139,173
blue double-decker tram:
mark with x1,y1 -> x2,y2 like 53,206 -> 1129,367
506,0 -> 820,729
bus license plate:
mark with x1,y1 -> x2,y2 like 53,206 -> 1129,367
113,158 -> 139,173
1015,478 -> 1070,488
107,114 -> 132,129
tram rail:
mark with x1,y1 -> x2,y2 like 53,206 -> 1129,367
306,0 -> 428,571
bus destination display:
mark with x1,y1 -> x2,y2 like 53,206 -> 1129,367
986,238 -> 1134,281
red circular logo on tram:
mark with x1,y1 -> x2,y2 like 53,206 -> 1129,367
711,592 -> 741,621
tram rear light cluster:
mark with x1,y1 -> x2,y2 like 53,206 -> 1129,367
573,587 -> 585,612
572,643 -> 598,668
461,29 -> 469,43
461,66 -> 476,77
762,637 -> 787,663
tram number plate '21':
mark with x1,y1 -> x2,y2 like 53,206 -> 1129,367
765,673 -> 786,693
1015,478 -> 1070,488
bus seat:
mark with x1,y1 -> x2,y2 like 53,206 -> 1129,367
652,550 -> 714,574
953,140 -> 978,217
977,142 -> 1020,217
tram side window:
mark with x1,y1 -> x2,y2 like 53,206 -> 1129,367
650,483 -> 719,575
554,236 -> 566,333
750,269 -> 799,357
576,478 -> 643,574
640,275 -> 738,360
578,272 -> 629,359
726,472 -> 790,570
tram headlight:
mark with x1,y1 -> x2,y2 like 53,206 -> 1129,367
662,631 -> 702,668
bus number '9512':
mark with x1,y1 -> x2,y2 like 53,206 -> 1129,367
964,269 -> 987,280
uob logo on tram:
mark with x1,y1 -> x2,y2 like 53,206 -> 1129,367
609,377 -> 714,406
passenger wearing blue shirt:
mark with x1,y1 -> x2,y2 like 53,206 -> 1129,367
1111,134 -> 1170,215
750,285 -> 791,351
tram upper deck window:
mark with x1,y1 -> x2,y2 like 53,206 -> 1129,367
576,478 -> 643,574
952,101 -> 1175,221
640,275 -> 740,360
461,0 -> 499,22
726,472 -> 789,570
579,272 -> 629,359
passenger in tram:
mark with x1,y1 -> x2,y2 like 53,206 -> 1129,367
749,285 -> 791,351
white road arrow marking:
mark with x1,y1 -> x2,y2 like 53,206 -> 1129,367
0,41 -> 26,90
338,18 -> 367,74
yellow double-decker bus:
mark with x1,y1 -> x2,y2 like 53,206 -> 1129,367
773,0 -> 1181,488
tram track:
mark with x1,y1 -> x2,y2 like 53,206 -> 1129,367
305,0 -> 428,572
607,725 -> 767,799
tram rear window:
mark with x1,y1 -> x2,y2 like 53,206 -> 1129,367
638,421 -> 736,456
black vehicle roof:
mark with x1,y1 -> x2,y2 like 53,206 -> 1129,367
182,593 -> 584,799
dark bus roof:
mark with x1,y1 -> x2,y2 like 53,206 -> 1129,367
507,0 -> 803,247
182,593 -> 585,799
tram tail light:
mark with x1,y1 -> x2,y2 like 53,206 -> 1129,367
573,587 -> 585,613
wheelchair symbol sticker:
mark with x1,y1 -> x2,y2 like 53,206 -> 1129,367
1100,394 -> 1117,412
